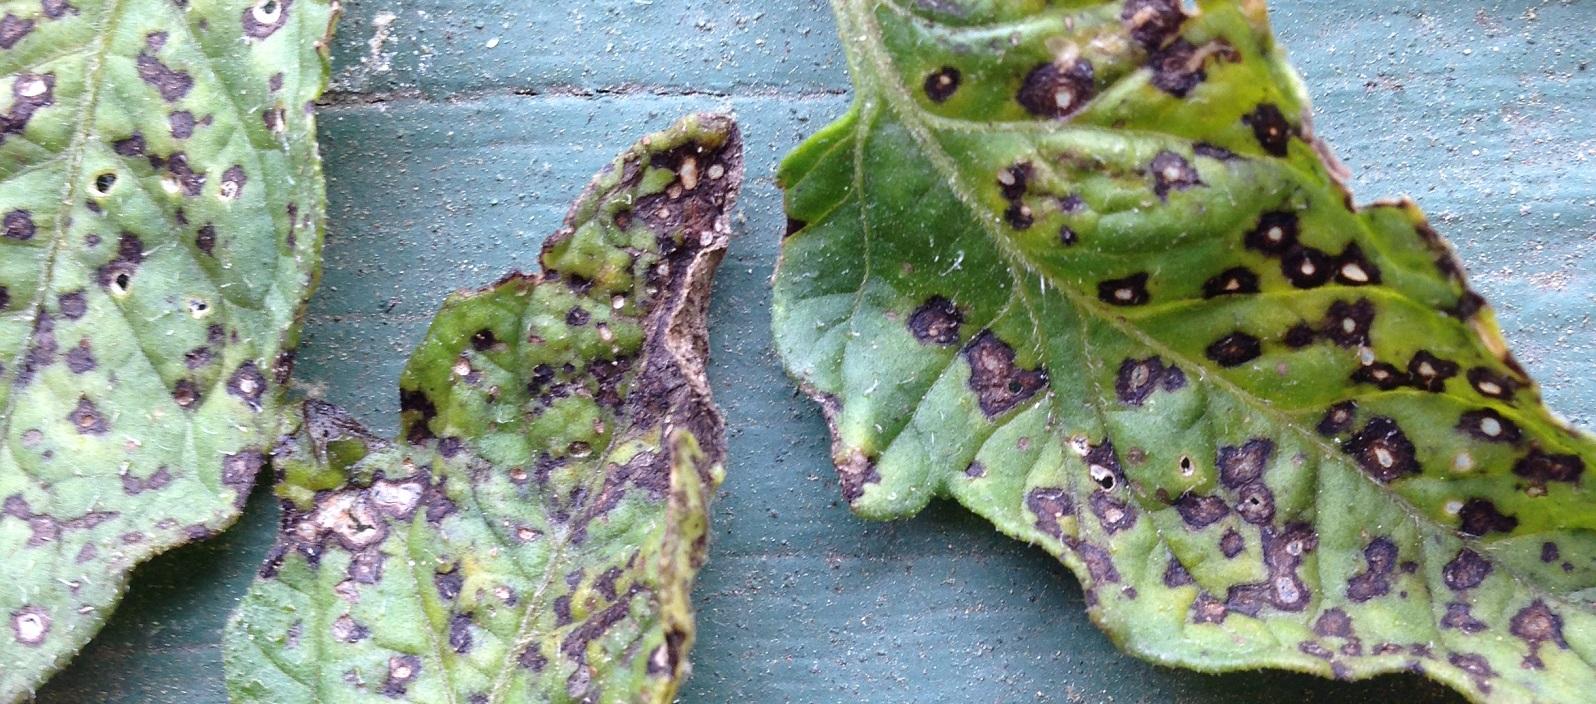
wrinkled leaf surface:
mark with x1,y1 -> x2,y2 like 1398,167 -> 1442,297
225,113 -> 739,704
0,0 -> 335,696
774,1 -> 1596,701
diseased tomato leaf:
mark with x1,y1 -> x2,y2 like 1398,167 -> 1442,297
773,1 -> 1596,701
0,0 -> 335,697
224,114 -> 739,704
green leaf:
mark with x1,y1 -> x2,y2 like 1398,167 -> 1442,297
0,0 -> 334,696
773,1 -> 1596,700
223,113 -> 739,704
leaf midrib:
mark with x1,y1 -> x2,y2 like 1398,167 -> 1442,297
832,0 -> 1589,616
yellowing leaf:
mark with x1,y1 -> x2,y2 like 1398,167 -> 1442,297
224,114 -> 740,704
0,0 -> 335,697
774,1 -> 1596,701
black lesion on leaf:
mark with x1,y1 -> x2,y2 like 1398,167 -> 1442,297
1346,536 -> 1396,602
1089,491 -> 1137,533
1456,408 -> 1519,444
1282,322 -> 1316,348
1016,58 -> 1095,119
1457,498 -> 1517,537
135,47 -> 193,102
1219,529 -> 1244,558
1190,592 -> 1228,624
1447,652 -> 1497,688
1343,416 -> 1419,483
1204,331 -> 1260,367
1442,549 -> 1492,591
1241,103 -> 1295,156
1234,483 -> 1275,525
1441,602 -> 1487,633
963,330 -> 1047,418
0,73 -> 54,142
1351,362 -> 1409,390
1406,350 -> 1459,392
171,378 -> 201,409
1512,449 -> 1583,485
1097,272 -> 1150,306
1217,438 -> 1273,488
448,613 -> 474,653
1202,266 -> 1259,298
1163,556 -> 1194,587
219,164 -> 246,199
1333,244 -> 1381,286
565,306 -> 590,326
469,328 -> 498,351
907,295 -> 963,346
221,449 -> 265,497
1147,39 -> 1221,97
1026,487 -> 1073,541
923,66 -> 961,103
0,13 -> 34,49
227,362 -> 266,410
1320,299 -> 1374,347
1225,523 -> 1317,614
835,449 -> 880,505
1244,211 -> 1299,255
63,341 -> 94,374
57,290 -> 86,319
1149,151 -> 1200,198
381,655 -> 421,697
1121,0 -> 1186,49
1113,356 -> 1185,406
1510,600 -> 1567,670
1281,246 -> 1333,288
1466,367 -> 1518,401
195,224 -> 217,255
1173,493 -> 1228,528
165,153 -> 205,196
67,396 -> 108,435
169,110 -> 196,138
96,231 -> 145,293
2,209 -> 33,240
242,0 -> 293,39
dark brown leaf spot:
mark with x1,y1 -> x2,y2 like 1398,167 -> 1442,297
1234,483 -> 1275,525
1456,499 -> 1517,537
1334,244 -> 1381,286
67,396 -> 107,434
449,613 -> 474,653
1202,266 -> 1259,297
169,110 -> 196,138
923,66 -> 960,102
1441,602 -> 1487,633
227,362 -> 266,410
382,654 -> 420,697
1347,537 -> 1396,602
10,606 -> 48,646
1121,0 -> 1185,49
1283,322 -> 1316,348
1220,529 -> 1244,558
963,330 -> 1047,417
1016,58 -> 1094,119
1089,491 -> 1137,533
219,164 -> 246,199
1163,557 -> 1194,587
2,209 -> 33,240
1343,416 -> 1418,483
1443,549 -> 1492,591
1191,592 -> 1228,624
1026,487 -> 1073,540
1217,438 -> 1273,488
1205,331 -> 1260,367
242,0 -> 291,38
57,290 -> 86,319
1148,39 -> 1212,97
1281,247 -> 1333,288
1513,449 -> 1583,485
1244,212 -> 1299,255
1407,350 -> 1459,392
1457,408 -> 1519,444
1241,103 -> 1294,156
1321,299 -> 1374,348
1174,493 -> 1228,528
1149,150 -> 1199,198
1351,362 -> 1409,390
63,341 -> 94,373
1510,600 -> 1567,666
908,296 -> 963,345
1097,272 -> 1150,306
1314,608 -> 1354,638
1467,367 -> 1518,401
0,13 -> 34,49
135,51 -> 193,102
1114,356 -> 1185,406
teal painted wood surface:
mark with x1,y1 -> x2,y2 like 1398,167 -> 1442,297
33,1 -> 1593,701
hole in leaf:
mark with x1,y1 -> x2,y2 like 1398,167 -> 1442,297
93,172 -> 117,195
